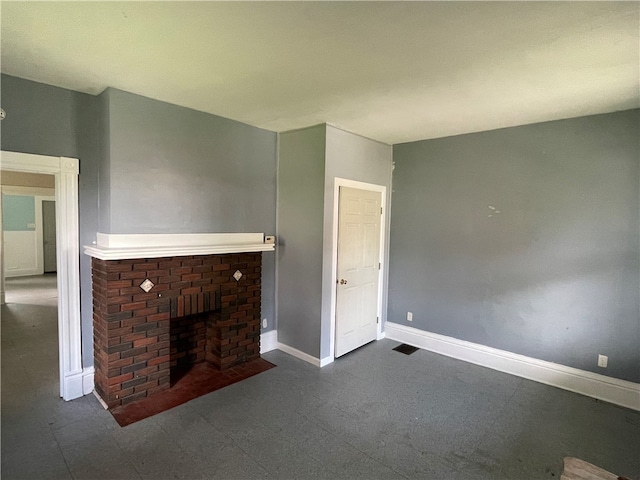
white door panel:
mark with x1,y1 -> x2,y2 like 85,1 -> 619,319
335,186 -> 382,358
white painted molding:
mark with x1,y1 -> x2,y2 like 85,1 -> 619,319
260,330 -> 278,354
2,151 -> 83,402
84,232 -> 274,260
385,322 -> 640,411
1,185 -> 56,197
64,369 -> 85,401
82,366 -> 95,396
319,356 -> 334,367
276,342 -> 322,367
93,390 -> 108,410
269,337 -> 333,367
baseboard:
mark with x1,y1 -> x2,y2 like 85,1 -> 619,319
261,330 -> 278,353
93,389 -> 108,410
385,322 -> 640,411
5,268 -> 41,278
63,366 -> 95,401
319,356 -> 334,367
82,366 -> 95,395
276,342 -> 322,367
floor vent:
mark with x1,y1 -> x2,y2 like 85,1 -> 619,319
393,344 -> 419,355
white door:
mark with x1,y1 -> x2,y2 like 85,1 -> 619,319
335,186 -> 382,358
42,200 -> 57,273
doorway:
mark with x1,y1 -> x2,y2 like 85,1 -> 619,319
1,151 -> 85,401
331,179 -> 386,359
42,200 -> 57,273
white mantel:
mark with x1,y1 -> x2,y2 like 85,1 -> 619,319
84,233 -> 275,260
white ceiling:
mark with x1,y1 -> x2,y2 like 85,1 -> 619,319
1,2 -> 638,144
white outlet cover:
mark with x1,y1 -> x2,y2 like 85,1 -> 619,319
262,319 -> 267,328
597,354 -> 608,368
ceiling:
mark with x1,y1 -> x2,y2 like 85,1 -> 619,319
1,2 -> 638,144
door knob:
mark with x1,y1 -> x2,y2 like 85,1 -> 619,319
340,279 -> 348,285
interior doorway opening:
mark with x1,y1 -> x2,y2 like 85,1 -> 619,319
1,151 -> 86,401
1,170 -> 60,393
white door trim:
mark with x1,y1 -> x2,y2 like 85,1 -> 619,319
328,178 -> 386,363
1,150 -> 84,400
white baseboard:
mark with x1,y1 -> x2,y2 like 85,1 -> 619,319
276,341 -> 322,367
63,366 -> 95,401
82,366 -> 95,395
264,332 -> 333,367
93,389 -> 109,410
261,330 -> 278,353
5,268 -> 41,278
385,322 -> 640,411
319,356 -> 334,367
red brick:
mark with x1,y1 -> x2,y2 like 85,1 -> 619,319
171,267 -> 193,275
108,372 -> 133,386
133,336 -> 158,348
132,307 -> 158,317
147,312 -> 170,322
147,355 -> 170,366
121,301 -> 147,312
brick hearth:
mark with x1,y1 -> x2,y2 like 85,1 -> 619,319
91,253 -> 262,409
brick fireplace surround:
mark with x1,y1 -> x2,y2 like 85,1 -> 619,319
86,234 -> 273,410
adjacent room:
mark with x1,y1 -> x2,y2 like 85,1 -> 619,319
1,2 -> 638,479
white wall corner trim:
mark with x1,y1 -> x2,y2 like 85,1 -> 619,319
385,322 -> 640,411
276,342 -> 322,367
260,330 -> 278,354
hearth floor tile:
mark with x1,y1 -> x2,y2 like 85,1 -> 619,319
109,359 -> 276,427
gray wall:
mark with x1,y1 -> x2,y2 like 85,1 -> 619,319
390,110 -> 640,383
321,125 -> 393,359
277,124 -> 393,360
1,74 -> 81,157
1,74 -> 100,366
96,89 -> 111,233
277,125 -> 326,357
104,88 -> 277,235
1,76 -> 279,374
102,89 -> 278,330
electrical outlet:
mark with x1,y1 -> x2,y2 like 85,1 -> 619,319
407,312 -> 413,321
597,354 -> 608,368
262,318 -> 267,329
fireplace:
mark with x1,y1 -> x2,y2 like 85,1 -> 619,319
85,233 -> 274,409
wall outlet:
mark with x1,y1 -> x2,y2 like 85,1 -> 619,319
407,312 -> 413,321
262,318 -> 267,329
597,354 -> 608,368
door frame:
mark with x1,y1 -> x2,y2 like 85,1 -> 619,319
1,150 -> 87,401
329,178 -> 386,362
